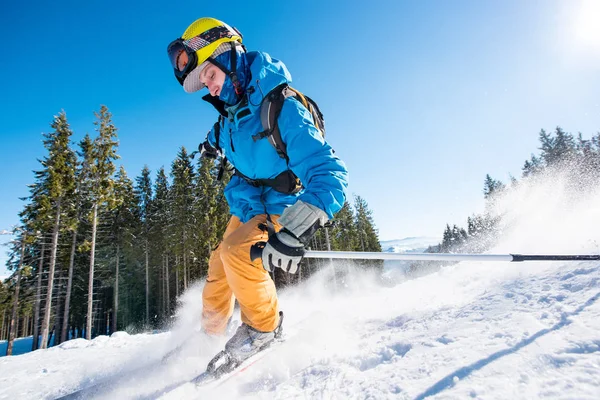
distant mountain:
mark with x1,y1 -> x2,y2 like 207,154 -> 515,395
380,237 -> 441,253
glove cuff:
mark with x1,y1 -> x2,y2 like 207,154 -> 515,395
278,200 -> 329,244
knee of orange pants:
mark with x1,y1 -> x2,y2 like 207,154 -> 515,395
219,215 -> 280,333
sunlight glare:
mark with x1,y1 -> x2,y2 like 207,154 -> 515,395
574,0 -> 600,52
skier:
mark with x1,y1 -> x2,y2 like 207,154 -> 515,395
167,17 -> 348,368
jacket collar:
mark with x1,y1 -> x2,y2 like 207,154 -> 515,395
202,51 -> 293,126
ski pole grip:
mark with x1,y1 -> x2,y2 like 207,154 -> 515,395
250,242 -> 266,261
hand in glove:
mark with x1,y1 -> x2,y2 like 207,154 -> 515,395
198,141 -> 219,159
262,229 -> 306,274
260,200 -> 329,274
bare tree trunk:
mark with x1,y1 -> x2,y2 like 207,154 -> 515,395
47,325 -> 54,348
1,308 -> 6,340
7,235 -> 26,355
112,245 -> 119,334
40,200 -> 62,349
175,255 -> 179,298
161,255 -> 165,320
165,255 -> 170,315
23,315 -> 28,337
61,229 -> 77,343
29,309 -> 34,338
32,239 -> 46,351
53,270 -> 63,346
182,229 -> 188,290
145,239 -> 149,326
86,203 -> 98,340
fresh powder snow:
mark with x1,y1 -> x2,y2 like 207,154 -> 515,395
1,171 -> 599,400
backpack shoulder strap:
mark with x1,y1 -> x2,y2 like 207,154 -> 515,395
213,115 -> 223,152
254,84 -> 296,160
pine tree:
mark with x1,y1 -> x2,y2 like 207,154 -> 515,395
170,147 -> 196,292
522,154 -> 542,177
5,229 -> 28,355
441,224 -> 452,252
330,201 -> 358,251
134,166 -> 153,326
38,112 -> 77,349
483,174 -> 505,199
86,106 -> 119,340
354,195 -> 381,252
59,135 -> 93,343
539,127 -> 576,167
65,134 -> 95,340
152,167 -> 172,319
553,126 -> 576,163
194,156 -> 219,278
214,166 -> 231,240
18,177 -> 52,350
108,166 -> 137,332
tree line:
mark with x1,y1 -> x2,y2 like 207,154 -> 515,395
418,126 -> 600,274
1,106 -> 381,355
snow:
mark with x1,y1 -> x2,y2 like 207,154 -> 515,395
1,171 -> 600,399
380,237 -> 441,253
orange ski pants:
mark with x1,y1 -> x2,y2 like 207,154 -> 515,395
202,214 -> 281,335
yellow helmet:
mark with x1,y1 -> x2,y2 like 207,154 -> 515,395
167,17 -> 243,92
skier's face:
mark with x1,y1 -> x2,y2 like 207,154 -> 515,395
200,64 -> 226,97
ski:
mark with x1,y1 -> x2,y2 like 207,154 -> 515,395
151,335 -> 286,398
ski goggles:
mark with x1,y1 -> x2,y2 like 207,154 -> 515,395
167,25 -> 240,85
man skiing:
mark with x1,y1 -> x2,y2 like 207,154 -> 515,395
167,17 -> 348,368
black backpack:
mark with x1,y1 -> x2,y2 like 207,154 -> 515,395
253,83 -> 326,161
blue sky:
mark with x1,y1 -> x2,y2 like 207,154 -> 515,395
1,0 -> 600,274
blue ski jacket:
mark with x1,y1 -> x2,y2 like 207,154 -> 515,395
204,49 -> 348,223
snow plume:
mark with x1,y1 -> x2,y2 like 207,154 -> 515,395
168,282 -> 206,344
159,281 -> 230,361
488,166 -> 600,255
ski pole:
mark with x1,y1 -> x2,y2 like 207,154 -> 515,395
250,244 -> 600,262
300,251 -> 600,262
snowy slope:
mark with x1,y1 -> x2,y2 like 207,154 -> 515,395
380,237 -> 441,253
1,172 -> 599,400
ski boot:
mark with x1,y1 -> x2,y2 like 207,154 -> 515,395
205,311 -> 284,378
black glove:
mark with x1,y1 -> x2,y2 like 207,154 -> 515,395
262,229 -> 306,274
198,141 -> 218,159
259,200 -> 329,274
